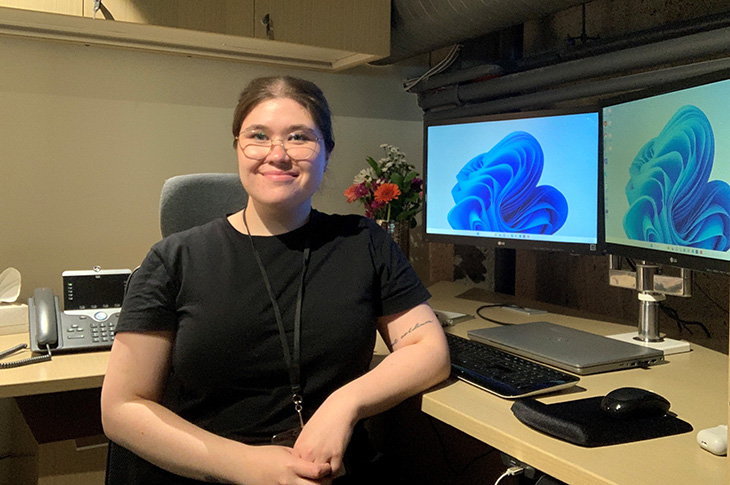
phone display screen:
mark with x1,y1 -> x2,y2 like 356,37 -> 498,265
63,272 -> 130,311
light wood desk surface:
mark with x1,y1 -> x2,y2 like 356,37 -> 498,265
0,332 -> 109,398
425,281 -> 727,485
1,282 -> 727,483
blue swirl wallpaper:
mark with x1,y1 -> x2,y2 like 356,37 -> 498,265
447,131 -> 569,234
425,112 -> 598,246
603,76 -> 730,263
622,105 -> 730,251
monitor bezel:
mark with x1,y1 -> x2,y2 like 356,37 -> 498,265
422,107 -> 603,256
600,68 -> 730,275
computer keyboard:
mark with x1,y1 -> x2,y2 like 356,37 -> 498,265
446,333 -> 580,399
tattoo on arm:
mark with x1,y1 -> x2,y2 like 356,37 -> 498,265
391,319 -> 434,348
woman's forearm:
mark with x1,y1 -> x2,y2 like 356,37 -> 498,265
333,328 -> 450,421
101,332 -> 331,483
292,322 -> 449,471
103,397 -> 249,483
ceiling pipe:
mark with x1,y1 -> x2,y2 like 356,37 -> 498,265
418,24 -> 730,112
423,58 -> 730,122
373,0 -> 587,66
408,9 -> 730,95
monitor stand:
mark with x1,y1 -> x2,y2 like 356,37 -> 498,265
607,256 -> 691,355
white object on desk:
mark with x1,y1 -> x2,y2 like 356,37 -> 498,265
0,267 -> 21,303
0,303 -> 28,336
607,332 -> 691,355
697,425 -> 727,456
433,309 -> 472,326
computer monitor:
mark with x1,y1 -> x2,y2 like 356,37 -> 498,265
424,109 -> 601,255
601,70 -> 730,349
602,70 -> 730,275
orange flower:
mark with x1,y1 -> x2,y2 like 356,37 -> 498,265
344,184 -> 359,203
374,183 -> 401,203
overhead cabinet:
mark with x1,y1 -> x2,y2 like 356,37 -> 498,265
0,0 -> 390,71
0,1 -> 81,16
82,0 -> 255,37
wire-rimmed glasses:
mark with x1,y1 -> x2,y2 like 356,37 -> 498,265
236,129 -> 323,161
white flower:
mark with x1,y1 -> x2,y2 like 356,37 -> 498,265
353,167 -> 376,184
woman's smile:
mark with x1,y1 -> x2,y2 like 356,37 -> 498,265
237,98 -> 327,212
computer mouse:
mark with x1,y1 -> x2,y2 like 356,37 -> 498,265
600,387 -> 670,420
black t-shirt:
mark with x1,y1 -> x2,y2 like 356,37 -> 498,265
108,210 -> 430,483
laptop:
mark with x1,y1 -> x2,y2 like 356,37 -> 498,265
467,321 -> 665,375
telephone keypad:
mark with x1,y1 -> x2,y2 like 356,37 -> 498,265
90,321 -> 116,343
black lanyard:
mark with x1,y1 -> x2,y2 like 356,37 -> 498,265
242,208 -> 311,429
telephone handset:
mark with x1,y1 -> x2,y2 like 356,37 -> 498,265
28,287 -> 62,352
0,288 -> 57,369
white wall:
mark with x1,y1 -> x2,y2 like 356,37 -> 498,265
0,36 -> 424,299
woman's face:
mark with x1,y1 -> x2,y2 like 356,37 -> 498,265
236,97 -> 328,213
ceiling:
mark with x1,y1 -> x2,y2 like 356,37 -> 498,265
375,0 -> 588,65
377,0 -> 730,118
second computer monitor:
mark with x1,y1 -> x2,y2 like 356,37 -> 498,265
602,71 -> 730,273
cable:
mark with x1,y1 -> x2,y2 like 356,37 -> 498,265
494,465 -> 525,485
0,343 -> 52,369
693,279 -> 729,317
403,44 -> 462,92
476,304 -> 518,326
659,302 -> 711,338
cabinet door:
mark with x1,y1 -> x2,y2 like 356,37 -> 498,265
83,0 -> 254,37
254,0 -> 389,57
0,0 -> 81,16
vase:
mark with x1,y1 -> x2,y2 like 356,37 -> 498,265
377,219 -> 410,258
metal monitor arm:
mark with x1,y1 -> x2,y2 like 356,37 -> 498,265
608,255 -> 692,343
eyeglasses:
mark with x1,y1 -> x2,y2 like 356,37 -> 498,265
236,129 -> 323,161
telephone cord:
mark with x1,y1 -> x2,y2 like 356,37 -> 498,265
0,343 -> 52,369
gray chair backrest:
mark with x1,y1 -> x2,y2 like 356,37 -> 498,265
159,173 -> 248,237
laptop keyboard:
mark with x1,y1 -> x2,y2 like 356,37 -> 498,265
446,333 -> 580,399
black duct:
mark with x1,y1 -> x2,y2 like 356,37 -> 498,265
372,0 -> 588,65
414,12 -> 730,120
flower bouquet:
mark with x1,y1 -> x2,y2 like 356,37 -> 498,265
344,144 -> 423,229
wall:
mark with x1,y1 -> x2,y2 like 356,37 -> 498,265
0,36 -> 425,301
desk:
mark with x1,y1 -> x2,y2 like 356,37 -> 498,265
0,333 -> 111,482
0,333 -> 109,399
0,332 -> 110,447
424,281 -> 728,485
1,283 -> 727,484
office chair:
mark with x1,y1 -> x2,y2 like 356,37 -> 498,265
159,172 -> 248,237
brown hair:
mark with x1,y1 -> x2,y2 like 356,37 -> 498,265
232,76 -> 335,155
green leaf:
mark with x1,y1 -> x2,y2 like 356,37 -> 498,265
366,156 -> 381,177
402,192 -> 419,203
390,172 -> 404,186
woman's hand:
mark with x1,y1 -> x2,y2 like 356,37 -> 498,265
238,445 -> 333,485
292,390 -> 358,476
291,303 -> 449,479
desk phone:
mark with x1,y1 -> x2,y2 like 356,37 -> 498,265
28,268 -> 131,353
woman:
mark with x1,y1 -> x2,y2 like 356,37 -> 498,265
101,76 -> 450,484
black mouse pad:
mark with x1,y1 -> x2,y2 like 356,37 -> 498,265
511,397 -> 693,447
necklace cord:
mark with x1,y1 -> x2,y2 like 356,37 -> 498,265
242,208 -> 311,406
